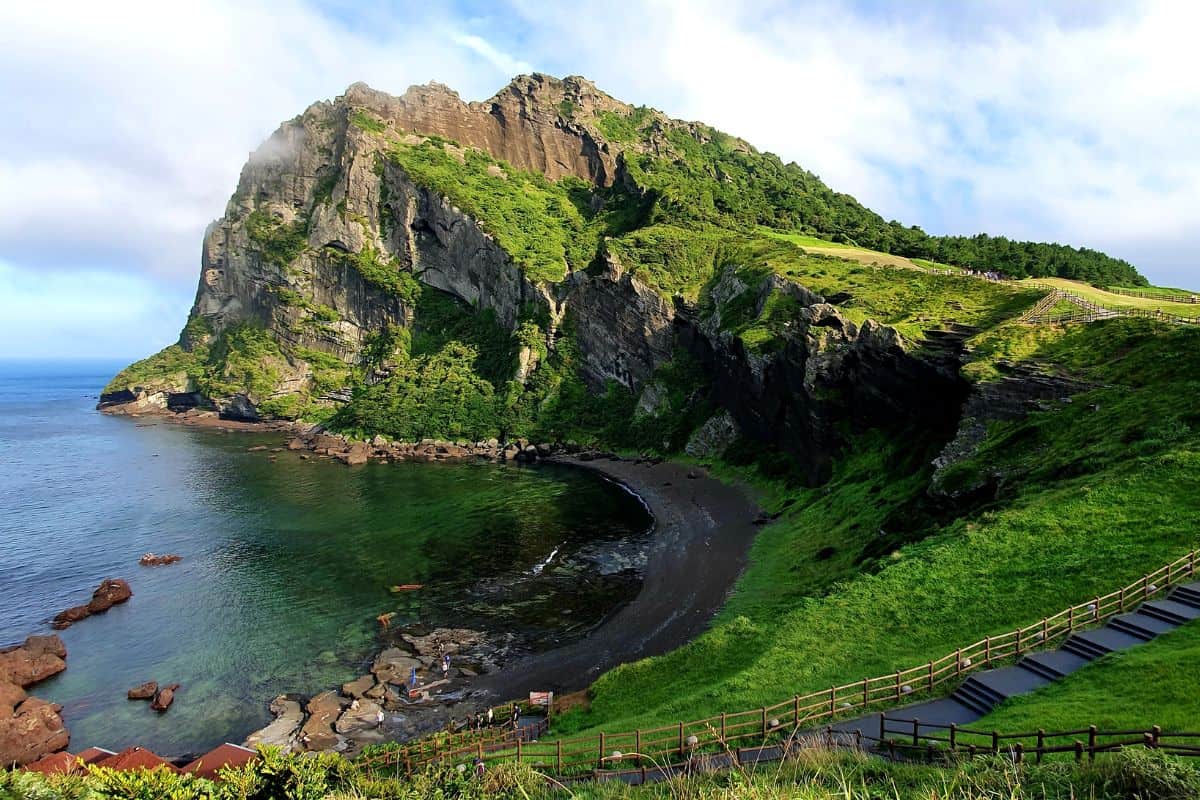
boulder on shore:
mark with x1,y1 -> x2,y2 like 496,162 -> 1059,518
0,696 -> 69,766
243,696 -> 304,751
0,635 -> 67,688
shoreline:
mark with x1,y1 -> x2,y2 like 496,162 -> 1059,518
467,456 -> 762,702
97,408 -> 764,753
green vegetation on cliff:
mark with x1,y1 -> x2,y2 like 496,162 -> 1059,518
555,319 -> 1200,739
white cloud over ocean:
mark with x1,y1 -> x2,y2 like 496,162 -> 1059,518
0,0 -> 1196,357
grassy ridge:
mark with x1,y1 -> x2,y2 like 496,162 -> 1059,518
553,320 -> 1200,738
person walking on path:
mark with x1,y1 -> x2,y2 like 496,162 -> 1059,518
486,707 -> 493,727
511,702 -> 520,732
409,666 -> 418,690
441,653 -> 451,679
473,757 -> 485,779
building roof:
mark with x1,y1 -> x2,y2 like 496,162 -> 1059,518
93,746 -> 180,773
77,746 -> 117,764
24,751 -> 82,776
182,743 -> 257,780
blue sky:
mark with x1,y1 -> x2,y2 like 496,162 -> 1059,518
1,0 -> 1197,360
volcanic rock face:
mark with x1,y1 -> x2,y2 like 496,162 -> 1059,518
102,73 -> 970,479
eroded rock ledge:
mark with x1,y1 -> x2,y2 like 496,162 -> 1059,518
0,635 -> 69,767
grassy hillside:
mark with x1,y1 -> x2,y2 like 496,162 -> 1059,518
551,319 -> 1200,738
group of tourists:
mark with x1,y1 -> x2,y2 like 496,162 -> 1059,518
464,702 -> 522,733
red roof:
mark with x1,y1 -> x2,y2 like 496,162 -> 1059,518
182,743 -> 258,779
77,746 -> 117,764
94,746 -> 179,773
24,752 -> 82,775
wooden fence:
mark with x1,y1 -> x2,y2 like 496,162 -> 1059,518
862,714 -> 1200,764
1106,286 -> 1200,304
354,548 -> 1199,779
1019,287 -> 1200,327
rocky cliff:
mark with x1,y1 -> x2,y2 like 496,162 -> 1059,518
100,74 -> 1027,482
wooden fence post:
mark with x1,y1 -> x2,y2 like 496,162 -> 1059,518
928,661 -> 934,690
985,636 -> 992,665
912,718 -> 920,747
1088,726 -> 1096,761
1120,586 -> 1126,612
1015,742 -> 1024,764
829,686 -> 836,718
599,731 -> 605,771
1075,741 -> 1083,763
1152,725 -> 1161,748
862,679 -> 868,709
1016,627 -> 1022,654
879,713 -> 886,742
720,712 -> 727,742
795,694 -> 801,724
1042,617 -> 1048,642
678,722 -> 684,756
635,730 -> 641,767
761,707 -> 768,738
949,723 -> 957,751
1093,597 -> 1100,621
556,739 -> 562,774
895,670 -> 901,700
1190,550 -> 1196,576
516,739 -> 522,763
991,731 -> 999,754
955,648 -> 962,677
1143,573 -> 1150,597
1036,730 -> 1045,764
1068,606 -> 1074,631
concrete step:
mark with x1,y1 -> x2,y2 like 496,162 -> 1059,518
1017,649 -> 1092,681
1063,628 -> 1144,661
1172,586 -> 1200,609
951,676 -> 1006,715
1139,600 -> 1200,626
1107,612 -> 1176,641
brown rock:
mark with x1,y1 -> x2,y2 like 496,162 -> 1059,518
151,683 -> 180,712
341,674 -> 375,699
139,553 -> 182,566
0,681 -> 26,717
0,636 -> 67,688
127,681 -> 158,700
52,579 -> 132,629
286,437 -> 306,450
0,696 -> 69,766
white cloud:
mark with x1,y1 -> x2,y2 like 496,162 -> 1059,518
2,0 -> 1199,359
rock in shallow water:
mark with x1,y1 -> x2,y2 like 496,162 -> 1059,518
51,579 -> 132,629
127,681 -> 158,700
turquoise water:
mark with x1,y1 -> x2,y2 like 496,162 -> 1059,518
0,361 -> 652,756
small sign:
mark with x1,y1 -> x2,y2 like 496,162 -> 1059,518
529,691 -> 553,707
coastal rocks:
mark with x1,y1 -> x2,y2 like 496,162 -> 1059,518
0,635 -> 69,766
138,553 -> 182,566
151,684 -> 181,712
281,431 -> 568,466
0,697 -> 69,767
127,681 -> 158,700
0,635 -> 67,687
341,674 -> 376,699
299,690 -> 345,751
244,696 -> 304,750
52,579 -> 133,629
334,700 -> 382,735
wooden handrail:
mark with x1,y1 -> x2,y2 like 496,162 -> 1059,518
365,547 -> 1198,777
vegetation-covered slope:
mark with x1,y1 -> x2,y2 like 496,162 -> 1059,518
553,319 -> 1200,736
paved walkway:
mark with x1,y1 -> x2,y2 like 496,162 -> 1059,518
589,580 -> 1200,786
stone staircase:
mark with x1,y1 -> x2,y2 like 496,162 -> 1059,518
945,581 -> 1200,716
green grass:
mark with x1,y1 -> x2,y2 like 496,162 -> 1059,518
977,620 -> 1200,734
385,138 -> 599,284
551,320 -> 1200,742
1110,284 -> 1199,298
603,224 -> 728,300
710,236 -> 1041,344
245,210 -> 308,269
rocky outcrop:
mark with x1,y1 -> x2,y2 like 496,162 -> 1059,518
52,579 -> 133,629
683,267 -> 969,484
127,681 -> 158,700
0,635 -> 69,767
685,410 -> 740,458
0,636 -> 66,687
151,684 -> 181,712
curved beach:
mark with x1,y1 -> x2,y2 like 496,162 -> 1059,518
470,456 -> 762,701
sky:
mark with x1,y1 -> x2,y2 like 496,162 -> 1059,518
1,1 -> 1197,360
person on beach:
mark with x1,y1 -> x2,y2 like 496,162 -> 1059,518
376,709 -> 384,728
441,653 -> 451,679
409,666 -> 418,690
486,707 -> 493,727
